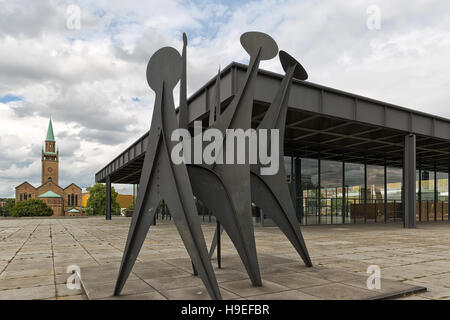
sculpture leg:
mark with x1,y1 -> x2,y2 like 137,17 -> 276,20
188,165 -> 262,286
251,173 -> 312,267
114,172 -> 161,296
209,222 -> 223,258
115,149 -> 222,299
159,150 -> 222,299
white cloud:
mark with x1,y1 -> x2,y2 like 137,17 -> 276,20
1,0 -> 450,197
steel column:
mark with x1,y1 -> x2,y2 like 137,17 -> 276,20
318,153 -> 321,224
418,161 -> 422,222
384,159 -> 387,223
404,134 -> 417,228
434,163 -> 438,221
295,157 -> 303,223
106,175 -> 111,220
342,159 -> 346,224
364,158 -> 367,224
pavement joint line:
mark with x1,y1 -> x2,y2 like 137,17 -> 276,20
80,224 -> 125,258
54,220 -> 99,298
50,221 -> 58,298
2,218 -> 450,300
133,272 -> 169,300
0,222 -> 40,277
0,219 -> 35,242
56,220 -> 101,265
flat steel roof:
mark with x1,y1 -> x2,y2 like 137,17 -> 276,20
96,62 -> 450,184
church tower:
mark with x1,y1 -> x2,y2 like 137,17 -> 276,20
41,118 -> 59,185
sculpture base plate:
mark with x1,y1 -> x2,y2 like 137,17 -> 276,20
80,254 -> 426,300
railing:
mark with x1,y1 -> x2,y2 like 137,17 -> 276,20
153,197 -> 449,225
300,197 -> 404,225
154,199 -> 216,223
417,200 -> 449,221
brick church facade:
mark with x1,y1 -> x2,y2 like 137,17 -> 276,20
15,119 -> 83,216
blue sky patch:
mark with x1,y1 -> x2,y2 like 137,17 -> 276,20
0,94 -> 23,103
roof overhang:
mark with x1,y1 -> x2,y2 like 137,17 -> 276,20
95,62 -> 450,184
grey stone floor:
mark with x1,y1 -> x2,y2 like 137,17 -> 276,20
0,217 -> 449,300
81,254 -> 425,300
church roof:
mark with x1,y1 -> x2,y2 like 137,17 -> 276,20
15,181 -> 36,189
64,183 -> 82,190
37,179 -> 63,191
46,118 -> 55,142
38,190 -> 61,198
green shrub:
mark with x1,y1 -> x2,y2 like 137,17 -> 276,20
86,183 -> 121,216
11,199 -> 53,217
0,198 -> 15,217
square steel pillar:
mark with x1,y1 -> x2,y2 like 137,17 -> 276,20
403,134 -> 416,228
106,175 -> 111,220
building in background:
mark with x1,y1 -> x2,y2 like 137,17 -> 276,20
82,192 -> 134,212
96,62 -> 450,227
15,119 -> 83,216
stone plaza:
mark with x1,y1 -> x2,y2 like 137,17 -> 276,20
0,217 -> 449,300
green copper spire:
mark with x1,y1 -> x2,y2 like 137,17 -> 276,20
46,118 -> 55,142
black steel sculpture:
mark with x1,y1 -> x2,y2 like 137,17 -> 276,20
114,31 -> 312,300
207,51 -> 312,267
250,50 -> 312,267
113,46 -> 221,300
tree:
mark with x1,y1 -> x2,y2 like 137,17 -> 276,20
0,199 -> 15,217
11,199 -> 53,217
86,183 -> 121,216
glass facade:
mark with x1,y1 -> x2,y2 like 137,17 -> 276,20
287,154 -> 449,225
300,157 -> 319,225
421,170 -> 434,221
344,162 -> 364,224
320,160 -> 343,224
366,165 -> 385,223
437,172 -> 448,221
386,167 -> 402,222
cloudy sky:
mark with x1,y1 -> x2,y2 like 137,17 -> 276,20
1,0 -> 450,198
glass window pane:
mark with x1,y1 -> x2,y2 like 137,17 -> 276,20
367,165 -> 385,223
320,160 -> 343,224
416,169 -> 420,221
421,170 -> 435,221
301,158 -> 319,225
345,162 -> 365,224
437,172 -> 448,221
387,167 -> 403,222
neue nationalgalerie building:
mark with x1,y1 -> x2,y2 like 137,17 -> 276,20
96,62 -> 450,228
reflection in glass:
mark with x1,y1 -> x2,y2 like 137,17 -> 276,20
416,169 -> 420,221
284,156 -> 294,199
345,162 -> 364,224
301,158 -> 319,225
320,160 -> 343,224
386,167 -> 402,222
437,172 -> 448,221
421,170 -> 434,221
366,165 -> 385,223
